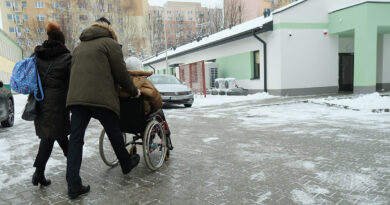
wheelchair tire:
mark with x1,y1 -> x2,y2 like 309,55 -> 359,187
143,119 -> 167,170
99,129 -> 126,167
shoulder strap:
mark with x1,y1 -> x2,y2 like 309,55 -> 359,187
34,63 -> 53,102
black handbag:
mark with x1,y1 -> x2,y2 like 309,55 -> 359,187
21,63 -> 53,121
21,94 -> 38,121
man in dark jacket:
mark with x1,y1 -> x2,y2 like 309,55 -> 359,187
65,17 -> 140,199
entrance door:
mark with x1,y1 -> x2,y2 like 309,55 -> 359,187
339,53 -> 354,92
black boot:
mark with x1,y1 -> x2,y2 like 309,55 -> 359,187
122,154 -> 140,174
32,169 -> 51,186
68,185 -> 90,199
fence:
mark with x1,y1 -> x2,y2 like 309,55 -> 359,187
179,61 -> 206,97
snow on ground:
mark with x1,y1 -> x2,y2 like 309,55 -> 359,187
1,92 -> 389,192
192,92 -> 275,108
310,92 -> 390,111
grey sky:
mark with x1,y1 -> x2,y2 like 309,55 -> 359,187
148,0 -> 223,8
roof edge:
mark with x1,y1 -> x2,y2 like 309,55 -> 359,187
329,1 -> 390,14
272,0 -> 307,15
144,22 -> 273,66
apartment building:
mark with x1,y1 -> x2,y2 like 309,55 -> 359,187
224,0 -> 296,27
0,28 -> 22,89
1,0 -> 151,57
149,1 -> 222,54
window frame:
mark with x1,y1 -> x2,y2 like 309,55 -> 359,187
252,51 -> 260,80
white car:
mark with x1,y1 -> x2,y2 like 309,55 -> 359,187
148,74 -> 194,108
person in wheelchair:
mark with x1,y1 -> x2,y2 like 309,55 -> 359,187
119,57 -> 172,145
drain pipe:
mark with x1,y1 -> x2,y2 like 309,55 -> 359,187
253,31 -> 268,93
148,64 -> 156,74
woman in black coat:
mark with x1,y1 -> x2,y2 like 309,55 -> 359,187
32,22 -> 71,186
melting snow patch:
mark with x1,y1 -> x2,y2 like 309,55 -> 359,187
203,114 -> 221,118
310,93 -> 390,112
285,160 -> 316,171
304,185 -> 330,195
202,137 -> 219,143
316,172 -> 377,192
255,191 -> 271,204
291,190 -> 315,205
193,93 -> 275,108
250,172 -> 265,182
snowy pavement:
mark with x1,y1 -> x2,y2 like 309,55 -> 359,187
0,93 -> 389,204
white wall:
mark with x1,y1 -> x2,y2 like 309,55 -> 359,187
280,29 -> 339,89
273,0 -> 390,24
265,30 -> 283,90
148,34 -> 271,90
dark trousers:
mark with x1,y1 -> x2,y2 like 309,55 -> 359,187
34,138 -> 68,171
66,106 -> 132,190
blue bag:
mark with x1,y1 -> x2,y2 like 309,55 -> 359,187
10,56 -> 44,101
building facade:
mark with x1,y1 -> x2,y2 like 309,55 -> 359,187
144,0 -> 390,96
0,0 -> 151,57
149,1 -> 223,55
224,0 -> 296,27
0,28 -> 22,89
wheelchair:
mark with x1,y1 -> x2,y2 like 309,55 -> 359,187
99,96 -> 173,171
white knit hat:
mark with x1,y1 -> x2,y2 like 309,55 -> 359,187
125,56 -> 143,71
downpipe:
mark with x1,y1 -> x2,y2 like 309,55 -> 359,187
252,31 -> 268,93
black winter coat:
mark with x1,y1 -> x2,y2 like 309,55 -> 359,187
34,40 -> 71,140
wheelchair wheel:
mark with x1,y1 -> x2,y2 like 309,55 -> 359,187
143,119 -> 167,170
99,129 -> 127,167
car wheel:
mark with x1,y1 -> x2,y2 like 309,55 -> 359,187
184,104 -> 192,108
2,98 -> 14,127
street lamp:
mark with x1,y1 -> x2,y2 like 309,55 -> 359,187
163,7 -> 169,71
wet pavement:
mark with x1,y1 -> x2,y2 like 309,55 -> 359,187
0,95 -> 389,204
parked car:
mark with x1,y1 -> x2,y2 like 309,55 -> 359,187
148,74 -> 194,108
0,81 -> 14,127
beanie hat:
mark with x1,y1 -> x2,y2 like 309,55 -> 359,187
95,17 -> 111,25
45,22 -> 65,44
125,57 -> 143,71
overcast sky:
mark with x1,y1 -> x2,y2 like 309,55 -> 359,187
148,0 -> 223,8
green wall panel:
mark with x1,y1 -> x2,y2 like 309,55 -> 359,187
329,2 -> 390,87
216,52 -> 254,80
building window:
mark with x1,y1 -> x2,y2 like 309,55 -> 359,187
9,27 -> 15,33
35,2 -> 44,8
67,3 -> 71,9
253,51 -> 260,79
108,4 -> 112,11
37,27 -> 45,33
7,14 -> 14,20
24,27 -> 30,33
188,17 -> 193,21
6,1 -> 11,7
167,10 -> 171,14
36,14 -> 45,21
51,2 -> 57,8
78,2 -> 86,9
14,15 -> 21,24
23,14 -> 28,21
22,1 -> 27,8
79,15 -> 88,21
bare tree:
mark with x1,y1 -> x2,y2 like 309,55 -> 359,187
148,11 -> 165,55
204,7 -> 223,34
223,0 -> 245,28
21,19 -> 47,57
